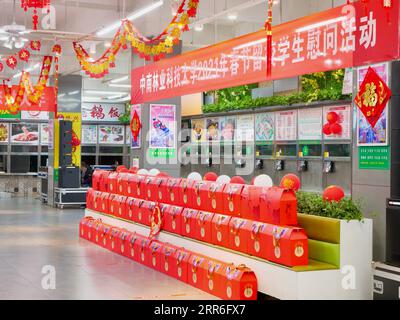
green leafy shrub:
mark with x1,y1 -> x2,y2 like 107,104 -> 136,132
118,103 -> 131,124
296,191 -> 364,221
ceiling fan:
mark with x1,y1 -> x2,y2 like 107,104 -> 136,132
0,0 -> 30,49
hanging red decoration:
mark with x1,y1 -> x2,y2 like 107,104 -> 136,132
18,49 -> 31,62
265,0 -> 273,77
21,1 -> 51,30
6,56 -> 17,69
30,40 -> 41,51
130,110 -> 142,143
0,62 -> 3,73
354,67 -> 392,128
323,186 -> 345,202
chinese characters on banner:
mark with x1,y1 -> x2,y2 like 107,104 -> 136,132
132,1 -> 399,104
356,63 -> 389,146
82,103 -> 125,122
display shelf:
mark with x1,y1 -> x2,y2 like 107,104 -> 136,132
85,209 -> 372,300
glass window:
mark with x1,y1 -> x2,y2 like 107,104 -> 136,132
11,145 -> 38,153
299,144 -> 322,157
0,155 -> 7,172
82,146 -> 97,154
41,146 -> 49,153
324,144 -> 351,157
276,144 -> 297,157
99,146 -> 124,154
40,155 -> 48,167
256,144 -> 274,156
99,155 -> 123,166
82,156 -> 96,167
10,155 -> 38,173
0,145 -> 8,153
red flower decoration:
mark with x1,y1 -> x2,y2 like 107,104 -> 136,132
280,174 -> 301,191
30,40 -> 41,51
19,49 -> 31,62
6,56 -> 17,69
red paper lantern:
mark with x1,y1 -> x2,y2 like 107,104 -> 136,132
323,123 -> 332,135
323,186 -> 345,202
326,112 -> 339,124
230,176 -> 246,185
6,56 -> 17,69
280,174 -> 301,191
204,172 -> 218,182
330,123 -> 343,135
19,49 -> 31,62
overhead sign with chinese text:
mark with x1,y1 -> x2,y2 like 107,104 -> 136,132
132,0 -> 399,104
82,103 -> 125,122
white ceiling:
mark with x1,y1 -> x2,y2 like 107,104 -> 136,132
0,0 -> 347,100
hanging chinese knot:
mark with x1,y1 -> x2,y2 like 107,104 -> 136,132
73,0 -> 199,78
265,0 -> 273,77
21,0 -> 51,30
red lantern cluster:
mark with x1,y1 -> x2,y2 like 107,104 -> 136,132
323,111 -> 342,136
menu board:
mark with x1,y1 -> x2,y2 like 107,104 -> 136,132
323,105 -> 351,140
255,113 -> 274,142
236,115 -> 254,141
10,123 -> 39,145
220,116 -> 236,142
191,118 -> 206,142
206,118 -> 220,141
149,104 -> 176,149
298,107 -> 322,141
40,124 -> 50,145
98,125 -> 124,145
82,125 -> 98,145
357,63 -> 389,146
0,123 -> 9,142
275,110 -> 297,141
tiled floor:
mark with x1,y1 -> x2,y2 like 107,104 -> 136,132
0,198 -> 215,300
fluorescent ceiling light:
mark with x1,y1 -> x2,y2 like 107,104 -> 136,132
110,75 -> 129,83
58,93 -> 66,98
194,24 -> 204,32
228,13 -> 238,20
107,94 -> 126,99
96,0 -> 164,37
109,84 -> 131,88
68,90 -> 80,95
85,90 -> 129,95
296,16 -> 347,33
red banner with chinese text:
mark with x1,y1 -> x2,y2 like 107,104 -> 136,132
0,86 -> 56,112
132,0 -> 399,104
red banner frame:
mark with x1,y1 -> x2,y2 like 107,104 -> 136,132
132,0 -> 399,104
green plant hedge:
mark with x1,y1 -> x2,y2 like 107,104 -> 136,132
296,192 -> 364,221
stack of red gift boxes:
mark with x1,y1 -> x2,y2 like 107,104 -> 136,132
83,169 -> 310,299
80,216 -> 257,300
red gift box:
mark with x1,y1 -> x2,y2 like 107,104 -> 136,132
181,208 -> 198,239
86,188 -> 95,210
172,248 -> 191,283
224,264 -> 258,300
137,237 -> 151,265
204,259 -> 227,298
124,197 -> 137,221
160,243 -> 179,276
92,220 -> 105,245
190,181 -> 225,213
92,190 -> 103,212
128,174 -> 147,199
163,178 -> 182,205
144,176 -> 157,200
229,218 -> 251,254
87,219 -> 102,242
107,171 -> 120,194
92,170 -> 110,191
148,241 -> 163,270
107,227 -> 121,252
99,192 -> 110,214
136,200 -> 155,226
223,184 -> 245,217
178,179 -> 195,208
116,172 -> 130,196
116,229 -> 130,256
246,221 -> 269,260
144,176 -> 169,201
108,194 -> 119,217
259,187 -> 298,226
99,224 -> 112,249
241,185 -> 264,221
211,214 -> 232,248
196,211 -> 214,243
188,254 -> 209,291
266,225 -> 308,267
115,195 -> 127,218
163,205 -> 183,235
79,217 -> 94,240
125,232 -> 139,260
